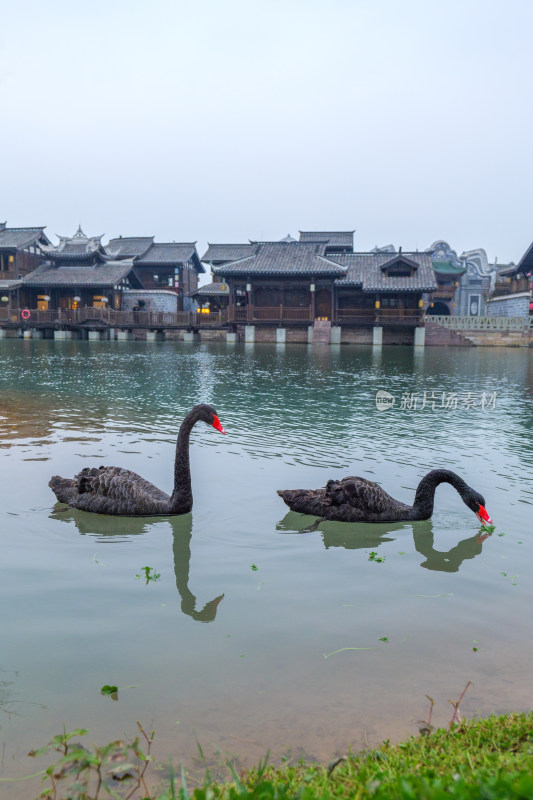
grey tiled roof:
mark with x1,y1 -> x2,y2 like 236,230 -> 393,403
201,244 -> 256,263
48,244 -> 103,260
0,227 -> 49,249
299,231 -> 355,247
332,253 -> 437,292
188,281 -> 229,297
106,237 -> 154,258
213,242 -> 346,277
43,227 -> 106,261
330,255 -> 364,286
0,279 -> 23,290
22,260 -> 135,288
136,243 -> 197,264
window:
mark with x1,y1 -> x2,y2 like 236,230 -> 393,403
387,269 -> 411,278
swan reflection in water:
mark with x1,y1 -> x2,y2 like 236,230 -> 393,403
276,512 -> 490,573
50,508 -> 224,622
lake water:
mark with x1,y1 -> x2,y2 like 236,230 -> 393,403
1,340 -> 532,794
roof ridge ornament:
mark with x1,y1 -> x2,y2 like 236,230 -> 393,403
73,224 -> 87,240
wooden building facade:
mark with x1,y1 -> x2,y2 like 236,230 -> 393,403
487,241 -> 533,319
15,228 -> 204,314
201,233 -> 437,333
19,227 -> 140,311
106,237 -> 204,311
0,223 -> 51,280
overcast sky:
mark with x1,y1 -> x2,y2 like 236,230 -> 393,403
2,0 -> 532,277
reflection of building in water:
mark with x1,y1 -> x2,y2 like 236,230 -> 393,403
49,509 -> 224,622
0,391 -> 57,443
277,513 -> 489,573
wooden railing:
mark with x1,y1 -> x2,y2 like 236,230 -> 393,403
231,308 -> 248,322
228,306 -> 312,323
8,306 -> 528,332
376,309 -> 423,326
336,309 -> 375,325
0,307 -> 228,328
492,277 -> 530,297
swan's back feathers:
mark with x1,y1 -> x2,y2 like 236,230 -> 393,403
49,466 -> 171,515
278,475 -> 411,522
326,476 -> 404,515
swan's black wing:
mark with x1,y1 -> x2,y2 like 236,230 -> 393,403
76,466 -> 167,501
278,476 -> 411,522
325,476 -> 407,516
50,466 -> 171,515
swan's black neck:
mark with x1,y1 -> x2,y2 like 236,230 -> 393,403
169,408 -> 200,514
410,469 -> 472,520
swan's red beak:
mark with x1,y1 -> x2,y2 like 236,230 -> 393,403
212,415 -> 226,434
476,505 -> 492,525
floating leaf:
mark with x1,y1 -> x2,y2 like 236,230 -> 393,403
136,566 -> 160,583
101,685 -> 118,696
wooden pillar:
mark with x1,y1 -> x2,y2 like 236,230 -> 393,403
228,280 -> 235,322
246,280 -> 252,323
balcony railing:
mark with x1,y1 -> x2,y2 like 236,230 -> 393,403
0,307 -> 228,328
228,306 -> 312,323
491,277 -> 531,298
336,309 -> 375,325
375,309 -> 423,326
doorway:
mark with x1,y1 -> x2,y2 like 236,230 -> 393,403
315,288 -> 331,320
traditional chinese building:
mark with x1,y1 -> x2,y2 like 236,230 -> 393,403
425,241 -> 467,316
487,242 -> 532,319
298,230 -> 355,254
106,237 -> 204,310
203,233 -> 436,343
18,229 -> 204,313
0,222 -> 50,279
332,250 -> 436,326
20,226 -> 141,311
0,223 -> 51,312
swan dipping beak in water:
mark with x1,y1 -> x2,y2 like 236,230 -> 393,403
476,505 -> 492,525
278,469 -> 493,525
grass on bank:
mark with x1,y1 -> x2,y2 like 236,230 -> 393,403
21,710 -> 533,800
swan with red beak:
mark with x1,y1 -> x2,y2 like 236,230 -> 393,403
476,504 -> 492,525
211,414 -> 226,434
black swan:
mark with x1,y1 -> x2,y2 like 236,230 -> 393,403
49,404 -> 225,516
277,469 -> 492,524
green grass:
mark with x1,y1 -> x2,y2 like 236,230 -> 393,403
24,712 -> 533,799
191,713 -> 533,800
